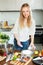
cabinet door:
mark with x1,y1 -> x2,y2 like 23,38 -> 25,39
0,0 -> 16,10
0,0 -> 42,10
31,0 -> 42,9
42,0 -> 43,9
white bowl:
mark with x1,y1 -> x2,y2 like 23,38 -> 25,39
21,50 -> 33,57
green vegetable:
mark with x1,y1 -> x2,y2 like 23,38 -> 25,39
12,55 -> 17,61
0,33 -> 10,43
0,33 -> 10,40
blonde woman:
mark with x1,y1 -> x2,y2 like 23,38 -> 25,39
13,3 -> 36,50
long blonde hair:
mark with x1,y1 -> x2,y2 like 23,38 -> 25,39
19,3 -> 32,28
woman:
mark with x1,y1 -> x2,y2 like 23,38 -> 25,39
13,3 -> 36,51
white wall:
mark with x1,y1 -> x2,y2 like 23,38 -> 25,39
32,10 -> 43,26
0,10 -> 43,26
0,12 -> 20,25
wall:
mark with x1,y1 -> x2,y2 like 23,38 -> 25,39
0,10 -> 43,26
0,0 -> 42,10
32,10 -> 43,26
0,12 -> 19,25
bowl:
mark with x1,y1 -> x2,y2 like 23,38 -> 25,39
21,50 -> 33,57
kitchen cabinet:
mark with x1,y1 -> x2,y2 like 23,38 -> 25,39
42,0 -> 43,10
0,0 -> 16,11
31,0 -> 42,10
0,0 -> 42,10
0,0 -> 32,10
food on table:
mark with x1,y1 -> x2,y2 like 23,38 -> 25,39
3,52 -> 7,56
0,39 -> 6,43
16,61 -> 22,65
12,52 -> 21,61
39,51 -> 42,56
34,50 -> 39,55
8,47 -> 13,53
10,51 -> 32,65
32,50 -> 43,58
14,52 -> 21,58
38,50 -> 43,57
0,49 -> 4,56
10,61 -> 15,64
0,49 -> 7,56
20,63 -> 25,65
10,60 -> 22,65
10,57 -> 31,65
17,54 -> 21,58
32,50 -> 39,58
14,52 -> 19,56
10,60 -> 25,65
22,57 -> 30,62
0,56 -> 6,61
12,55 -> 17,61
41,49 -> 43,56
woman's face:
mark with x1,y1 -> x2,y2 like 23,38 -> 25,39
22,7 -> 30,19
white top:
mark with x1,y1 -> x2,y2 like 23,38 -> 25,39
12,18 -> 36,42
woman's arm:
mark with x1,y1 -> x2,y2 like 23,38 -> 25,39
29,19 -> 36,50
31,35 -> 34,44
14,34 -> 23,47
30,35 -> 36,50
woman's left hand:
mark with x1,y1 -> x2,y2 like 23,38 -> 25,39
30,43 -> 36,50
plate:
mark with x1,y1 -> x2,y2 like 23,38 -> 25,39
32,57 -> 43,65
21,50 -> 33,57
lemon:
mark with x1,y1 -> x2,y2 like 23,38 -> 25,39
34,51 -> 38,54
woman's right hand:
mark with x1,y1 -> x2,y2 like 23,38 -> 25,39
17,41 -> 23,47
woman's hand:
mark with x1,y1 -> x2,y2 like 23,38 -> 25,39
17,41 -> 23,47
30,43 -> 36,50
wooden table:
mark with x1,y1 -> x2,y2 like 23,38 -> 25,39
0,50 -> 36,65
0,59 -> 36,65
